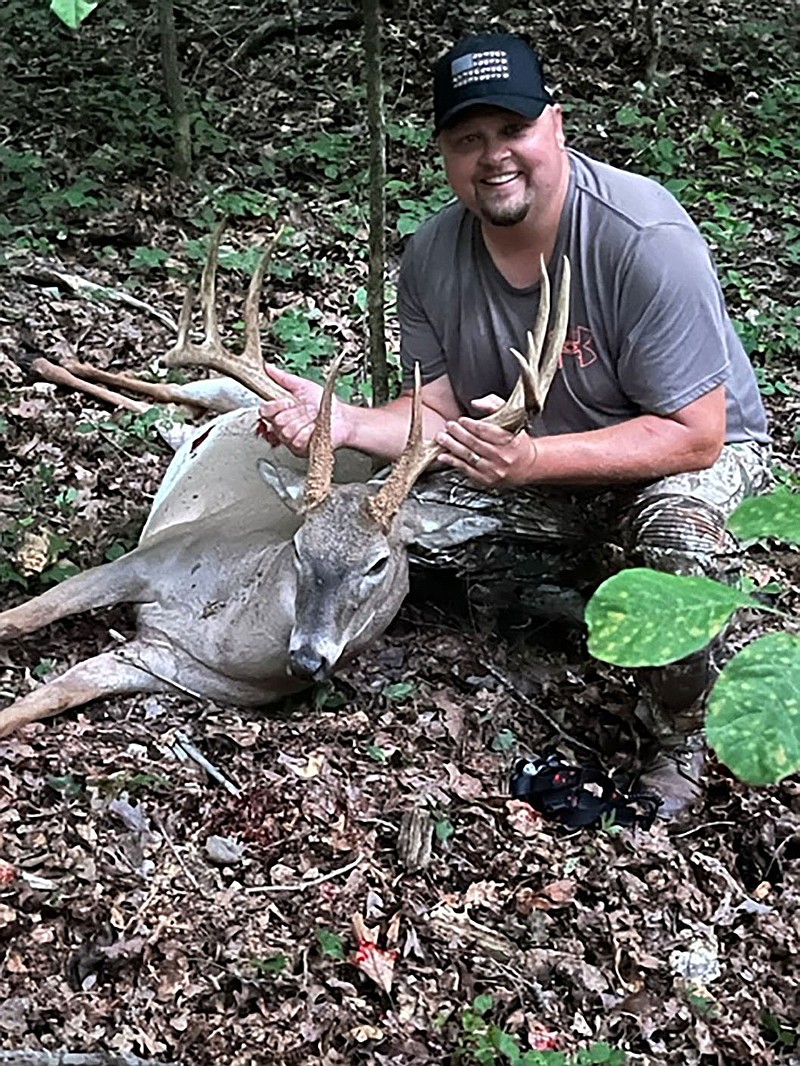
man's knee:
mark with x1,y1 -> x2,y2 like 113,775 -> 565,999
621,493 -> 740,580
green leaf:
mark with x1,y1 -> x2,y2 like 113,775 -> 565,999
316,929 -> 345,960
492,728 -> 517,752
471,994 -> 494,1016
32,658 -> 59,679
46,773 -> 83,798
435,816 -> 454,842
492,1027 -> 521,1059
586,569 -> 756,667
706,633 -> 800,785
50,0 -> 99,29
251,953 -> 288,975
382,681 -> 415,701
727,490 -> 800,546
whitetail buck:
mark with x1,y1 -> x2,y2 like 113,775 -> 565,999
0,226 -> 570,736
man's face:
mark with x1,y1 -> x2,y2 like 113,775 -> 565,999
438,105 -> 566,228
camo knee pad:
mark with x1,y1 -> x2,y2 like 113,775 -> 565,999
621,493 -> 742,582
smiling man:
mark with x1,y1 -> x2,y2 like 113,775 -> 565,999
261,33 -> 771,815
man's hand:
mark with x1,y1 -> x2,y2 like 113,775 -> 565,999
259,364 -> 352,456
435,394 -> 538,487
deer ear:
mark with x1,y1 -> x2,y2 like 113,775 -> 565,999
395,499 -> 501,549
258,458 -> 306,513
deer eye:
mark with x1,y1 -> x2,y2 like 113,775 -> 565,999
366,555 -> 389,577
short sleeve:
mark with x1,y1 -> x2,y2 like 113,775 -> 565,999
398,236 -> 448,390
617,223 -> 732,415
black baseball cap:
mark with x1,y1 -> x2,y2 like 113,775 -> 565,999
433,33 -> 554,134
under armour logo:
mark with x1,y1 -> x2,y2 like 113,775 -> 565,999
560,326 -> 598,368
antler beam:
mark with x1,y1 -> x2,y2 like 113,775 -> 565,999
164,221 -> 293,403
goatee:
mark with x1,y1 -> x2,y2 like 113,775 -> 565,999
479,201 -> 531,227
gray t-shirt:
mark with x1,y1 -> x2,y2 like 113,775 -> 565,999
399,149 -> 769,444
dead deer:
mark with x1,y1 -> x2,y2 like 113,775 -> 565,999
0,226 -> 570,737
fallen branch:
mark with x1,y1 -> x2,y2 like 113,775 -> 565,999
11,263 -> 178,333
0,1052 -> 178,1066
246,852 -> 364,894
173,731 -> 242,797
230,13 -> 360,63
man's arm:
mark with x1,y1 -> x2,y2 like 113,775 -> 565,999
260,364 -> 462,460
436,385 -> 727,487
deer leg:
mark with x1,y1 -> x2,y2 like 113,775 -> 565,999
27,357 -> 152,413
0,649 -> 167,736
60,359 -> 208,409
48,358 -> 258,413
0,556 -> 149,640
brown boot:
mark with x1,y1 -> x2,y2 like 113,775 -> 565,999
637,730 -> 706,819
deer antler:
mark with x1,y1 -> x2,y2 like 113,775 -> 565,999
164,220 -> 293,402
365,255 -> 571,530
304,352 -> 346,511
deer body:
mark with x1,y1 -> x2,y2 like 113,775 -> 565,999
0,408 -> 498,735
0,226 -> 569,736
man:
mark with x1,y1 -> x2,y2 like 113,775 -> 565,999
261,33 -> 771,815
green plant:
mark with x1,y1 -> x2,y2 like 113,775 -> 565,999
270,308 -> 335,378
51,0 -> 100,29
382,680 -> 415,702
250,953 -> 289,976
435,813 -> 455,843
586,490 -> 800,785
316,929 -> 345,960
453,995 -> 625,1065
32,658 -> 58,679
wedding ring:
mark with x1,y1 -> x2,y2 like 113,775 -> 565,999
469,451 -> 481,466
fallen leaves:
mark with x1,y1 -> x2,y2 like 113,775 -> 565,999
351,912 -> 400,994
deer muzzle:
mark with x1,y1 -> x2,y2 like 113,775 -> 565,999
288,644 -> 333,682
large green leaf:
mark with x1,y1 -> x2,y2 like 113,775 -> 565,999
728,489 -> 800,546
50,0 -> 99,29
707,633 -> 800,784
586,568 -> 756,667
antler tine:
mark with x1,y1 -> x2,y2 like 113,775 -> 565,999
365,363 -> 441,530
199,216 -> 226,352
164,220 -> 293,403
304,352 -> 346,511
243,224 -> 285,364
502,253 -> 551,417
536,256 -> 571,404
486,255 -> 570,433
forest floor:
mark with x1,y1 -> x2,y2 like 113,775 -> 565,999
1,1 -> 799,1063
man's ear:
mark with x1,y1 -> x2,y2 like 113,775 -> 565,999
394,498 -> 501,550
258,458 -> 306,513
551,103 -> 566,150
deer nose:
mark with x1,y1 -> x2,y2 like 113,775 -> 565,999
288,645 -> 332,681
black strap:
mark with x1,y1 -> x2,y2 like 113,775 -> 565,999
510,753 -> 661,830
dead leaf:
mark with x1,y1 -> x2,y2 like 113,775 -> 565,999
464,880 -> 504,908
542,879 -> 577,905
278,751 -> 326,778
0,861 -> 18,885
10,398 -> 49,419
444,762 -> 483,800
433,691 -> 466,740
348,1024 -> 384,1042
506,799 -> 543,837
352,913 -> 397,994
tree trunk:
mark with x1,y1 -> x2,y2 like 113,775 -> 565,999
362,0 -> 389,405
157,0 -> 192,180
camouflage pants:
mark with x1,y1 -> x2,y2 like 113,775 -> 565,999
409,441 -> 773,722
